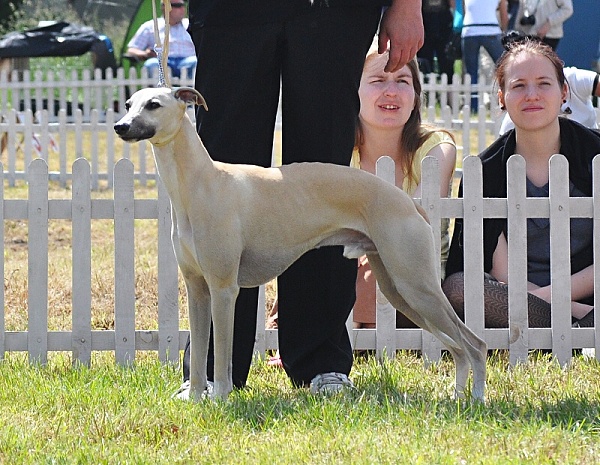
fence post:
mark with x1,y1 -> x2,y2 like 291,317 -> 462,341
59,110 -> 68,187
72,158 -> 92,366
34,70 -> 45,121
461,106 -> 471,159
462,156 -> 485,339
28,159 -> 49,364
23,110 -> 33,177
507,155 -> 529,364
90,110 -> 100,190
114,159 -> 136,365
375,156 -> 397,359
138,140 -> 147,187
594,156 -> 600,360
0,163 -> 4,359
58,69 -> 68,114
420,156 -> 443,362
106,109 -> 115,189
157,178 -> 180,364
38,110 -> 50,162
254,285 -> 267,359
549,155 -> 572,364
6,109 -> 17,187
74,109 -> 83,160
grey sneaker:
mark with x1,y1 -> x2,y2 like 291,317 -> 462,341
173,380 -> 214,400
309,372 -> 355,395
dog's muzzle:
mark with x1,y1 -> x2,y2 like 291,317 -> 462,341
114,121 -> 155,142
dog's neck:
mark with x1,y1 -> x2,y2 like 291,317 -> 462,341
151,113 -> 215,210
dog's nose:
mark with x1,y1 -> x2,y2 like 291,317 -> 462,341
114,123 -> 130,135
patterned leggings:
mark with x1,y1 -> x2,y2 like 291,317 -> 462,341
442,272 -> 594,328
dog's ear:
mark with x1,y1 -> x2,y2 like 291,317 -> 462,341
173,87 -> 209,111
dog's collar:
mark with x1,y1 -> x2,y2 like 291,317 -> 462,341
151,116 -> 185,147
152,134 -> 178,147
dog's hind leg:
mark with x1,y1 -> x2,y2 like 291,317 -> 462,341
444,346 -> 471,399
366,253 -> 486,401
462,326 -> 487,401
185,276 -> 212,401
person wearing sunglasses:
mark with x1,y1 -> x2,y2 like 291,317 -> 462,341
126,0 -> 197,79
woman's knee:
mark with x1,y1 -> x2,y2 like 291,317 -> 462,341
442,272 -> 465,318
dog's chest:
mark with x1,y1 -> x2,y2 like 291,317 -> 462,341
171,212 -> 200,270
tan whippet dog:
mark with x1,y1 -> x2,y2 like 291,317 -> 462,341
114,87 -> 487,402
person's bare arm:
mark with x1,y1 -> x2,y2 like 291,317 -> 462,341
485,234 -> 595,319
412,142 -> 457,199
126,46 -> 156,60
490,231 -> 509,284
593,74 -> 600,97
378,0 -> 424,72
498,0 -> 509,32
528,266 -> 593,319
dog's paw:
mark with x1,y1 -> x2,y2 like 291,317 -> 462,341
172,380 -> 214,401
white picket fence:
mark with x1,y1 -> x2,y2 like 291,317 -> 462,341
0,67 -> 194,189
1,155 -> 598,367
0,69 -> 502,190
0,67 -> 195,123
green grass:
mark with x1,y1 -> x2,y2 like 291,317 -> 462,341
1,351 -> 599,464
1,81 -> 594,464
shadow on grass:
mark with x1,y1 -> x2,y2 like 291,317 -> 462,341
216,352 -> 600,435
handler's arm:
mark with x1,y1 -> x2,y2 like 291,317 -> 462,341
378,0 -> 424,72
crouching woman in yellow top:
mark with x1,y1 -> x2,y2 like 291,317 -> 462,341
352,46 -> 457,329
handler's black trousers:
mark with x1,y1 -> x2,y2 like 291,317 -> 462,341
182,5 -> 381,387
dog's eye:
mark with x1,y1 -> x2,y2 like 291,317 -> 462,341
125,102 -> 131,111
146,100 -> 161,110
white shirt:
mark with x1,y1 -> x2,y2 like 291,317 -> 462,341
499,67 -> 600,134
128,18 -> 194,58
462,0 -> 503,38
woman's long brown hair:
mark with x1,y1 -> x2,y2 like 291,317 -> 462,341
355,52 -> 455,191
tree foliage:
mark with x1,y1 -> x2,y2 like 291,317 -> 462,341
0,0 -> 80,36
0,1 -> 24,35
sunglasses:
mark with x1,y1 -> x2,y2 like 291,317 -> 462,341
501,30 -> 543,50
171,2 -> 186,7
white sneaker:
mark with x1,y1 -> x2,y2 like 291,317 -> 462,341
172,380 -> 214,400
582,348 -> 596,359
309,372 -> 355,395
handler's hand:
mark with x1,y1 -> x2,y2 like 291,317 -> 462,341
378,0 -> 424,72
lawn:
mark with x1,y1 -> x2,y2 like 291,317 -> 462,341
0,351 -> 599,464
1,92 -> 597,464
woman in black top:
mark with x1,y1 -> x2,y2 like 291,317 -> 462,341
443,38 -> 597,328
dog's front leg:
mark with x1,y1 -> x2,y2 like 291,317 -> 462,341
185,277 -> 212,401
210,284 -> 239,400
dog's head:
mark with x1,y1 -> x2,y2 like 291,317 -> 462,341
114,87 -> 208,145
